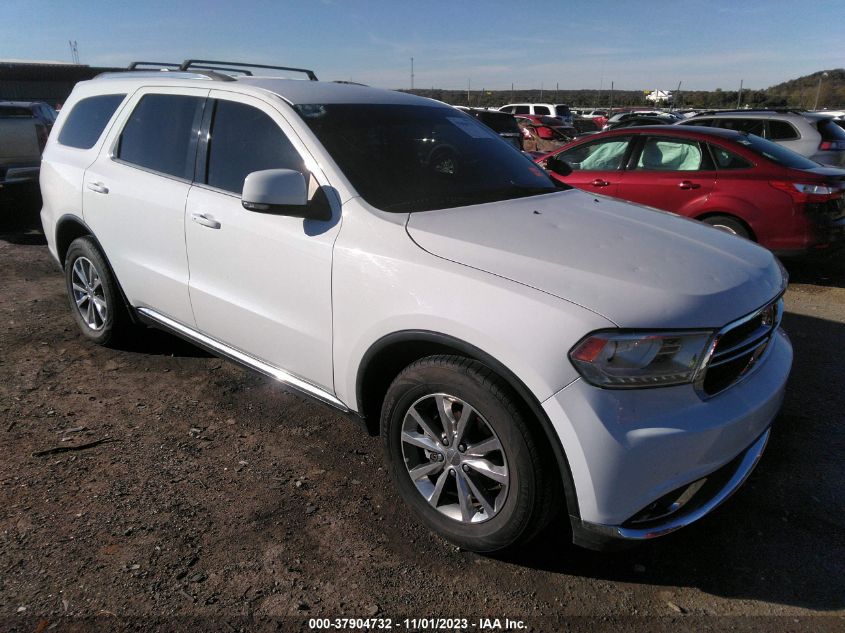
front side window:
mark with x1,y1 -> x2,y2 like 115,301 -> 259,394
117,94 -> 204,179
57,94 -> 125,149
557,137 -> 631,171
636,137 -> 705,171
294,103 -> 556,212
205,100 -> 304,195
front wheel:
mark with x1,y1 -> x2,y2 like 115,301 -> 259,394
381,356 -> 558,552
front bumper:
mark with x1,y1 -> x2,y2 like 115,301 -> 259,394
543,328 -> 792,546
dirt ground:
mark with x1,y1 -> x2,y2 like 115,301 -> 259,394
1,189 -> 843,632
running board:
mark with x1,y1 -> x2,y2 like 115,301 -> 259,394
135,307 -> 350,412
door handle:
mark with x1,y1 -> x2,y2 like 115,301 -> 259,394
87,181 -> 109,194
678,180 -> 700,190
191,212 -> 221,229
591,178 -> 610,187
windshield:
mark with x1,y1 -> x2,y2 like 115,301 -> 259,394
735,134 -> 820,169
295,104 -> 556,212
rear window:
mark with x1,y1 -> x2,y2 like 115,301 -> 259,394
817,118 -> 845,141
471,111 -> 520,135
555,105 -> 571,116
117,94 -> 204,179
715,118 -> 766,136
513,105 -> 530,114
735,134 -> 819,169
57,94 -> 125,149
533,106 -> 551,115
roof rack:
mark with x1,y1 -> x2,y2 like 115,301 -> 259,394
179,59 -> 318,81
127,61 -> 181,70
692,108 -> 808,117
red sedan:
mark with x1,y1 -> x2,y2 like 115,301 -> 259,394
537,126 -> 845,256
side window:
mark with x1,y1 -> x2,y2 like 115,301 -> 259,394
205,99 -> 304,195
767,120 -> 799,141
533,105 -> 550,115
513,105 -> 530,114
636,137 -> 705,171
717,118 -> 765,136
57,94 -> 125,149
558,137 -> 630,171
500,106 -> 514,113
117,94 -> 204,179
709,144 -> 753,169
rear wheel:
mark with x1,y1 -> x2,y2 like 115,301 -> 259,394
701,215 -> 751,240
381,355 -> 558,552
64,237 -> 130,346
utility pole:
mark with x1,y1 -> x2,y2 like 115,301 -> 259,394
68,40 -> 79,64
410,57 -> 414,91
540,82 -> 543,100
609,81 -> 614,114
555,82 -> 559,103
814,72 -> 829,110
672,80 -> 682,111
467,78 -> 470,106
737,79 -> 743,108
511,82 -> 514,103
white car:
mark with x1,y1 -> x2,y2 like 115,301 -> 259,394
40,61 -> 792,553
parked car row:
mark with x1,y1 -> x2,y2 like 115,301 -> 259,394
535,125 -> 845,257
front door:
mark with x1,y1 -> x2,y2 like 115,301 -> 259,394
615,135 -> 716,217
549,135 -> 633,197
184,91 -> 341,392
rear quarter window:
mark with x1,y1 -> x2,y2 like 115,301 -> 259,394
767,120 -> 799,141
709,144 -> 754,169
57,94 -> 126,149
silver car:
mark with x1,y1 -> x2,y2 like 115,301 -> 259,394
680,110 -> 845,166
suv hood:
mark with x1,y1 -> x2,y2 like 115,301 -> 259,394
406,190 -> 785,329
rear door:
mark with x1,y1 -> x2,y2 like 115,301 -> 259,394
82,87 -> 208,326
614,135 -> 716,216
548,135 -> 633,196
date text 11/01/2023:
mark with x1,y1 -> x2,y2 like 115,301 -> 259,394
308,617 -> 527,630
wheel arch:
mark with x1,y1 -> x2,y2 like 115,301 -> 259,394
356,329 -> 581,520
696,210 -> 757,242
54,214 -> 138,323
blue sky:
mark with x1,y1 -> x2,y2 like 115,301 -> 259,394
2,0 -> 842,91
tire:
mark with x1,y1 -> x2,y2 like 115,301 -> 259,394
381,355 -> 558,552
64,236 -> 130,346
701,215 -> 751,240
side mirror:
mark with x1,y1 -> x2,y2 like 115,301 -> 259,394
545,154 -> 573,177
242,169 -> 309,217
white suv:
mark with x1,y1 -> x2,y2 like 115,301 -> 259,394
40,61 -> 792,553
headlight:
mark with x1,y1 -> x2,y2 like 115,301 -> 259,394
569,330 -> 714,388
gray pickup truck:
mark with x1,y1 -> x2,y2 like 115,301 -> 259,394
0,104 -> 44,188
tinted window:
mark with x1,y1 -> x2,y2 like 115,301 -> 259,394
555,105 -> 571,116
206,100 -> 304,194
471,111 -> 520,135
117,94 -> 204,179
767,120 -> 799,141
636,137 -> 704,171
709,144 -> 753,169
817,118 -> 845,140
295,103 -> 556,212
717,118 -> 765,136
513,105 -> 530,114
735,134 -> 819,169
57,94 -> 125,149
558,137 -> 631,171
534,106 -> 550,115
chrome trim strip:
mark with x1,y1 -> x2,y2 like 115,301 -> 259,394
580,428 -> 770,540
136,307 -> 350,412
693,297 -> 783,399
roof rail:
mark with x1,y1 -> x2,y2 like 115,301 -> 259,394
179,59 -> 318,81
127,61 -> 181,70
692,108 -> 808,117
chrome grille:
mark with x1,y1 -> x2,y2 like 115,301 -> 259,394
698,297 -> 783,396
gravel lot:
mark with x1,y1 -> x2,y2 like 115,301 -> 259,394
1,190 -> 843,632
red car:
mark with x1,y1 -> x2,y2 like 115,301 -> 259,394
537,126 -> 845,256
